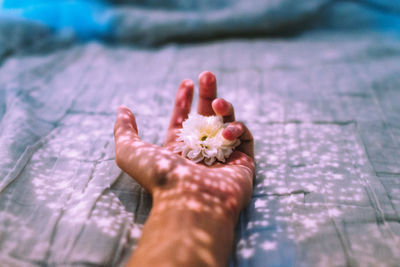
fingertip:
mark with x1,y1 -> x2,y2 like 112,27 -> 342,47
181,79 -> 194,89
212,98 -> 228,115
222,128 -> 235,141
166,79 -> 194,140
178,79 -> 194,98
198,71 -> 216,87
177,79 -> 194,110
117,105 -> 128,113
197,71 -> 217,116
223,124 -> 244,140
115,105 -> 138,133
117,105 -> 135,117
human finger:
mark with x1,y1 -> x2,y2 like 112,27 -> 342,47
114,106 -> 181,193
222,121 -> 254,159
197,71 -> 217,116
212,98 -> 235,122
164,79 -> 194,146
114,105 -> 140,141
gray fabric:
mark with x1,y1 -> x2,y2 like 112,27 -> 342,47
2,0 -> 399,48
1,33 -> 400,266
110,0 -> 330,45
1,0 -> 400,266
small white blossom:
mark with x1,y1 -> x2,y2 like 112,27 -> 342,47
174,114 -> 240,165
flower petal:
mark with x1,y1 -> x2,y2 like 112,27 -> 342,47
216,149 -> 225,162
204,156 -> 216,166
174,113 -> 239,165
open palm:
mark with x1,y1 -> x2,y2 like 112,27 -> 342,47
114,71 -> 254,220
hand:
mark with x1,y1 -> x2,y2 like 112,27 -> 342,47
114,71 -> 254,221
114,71 -> 255,267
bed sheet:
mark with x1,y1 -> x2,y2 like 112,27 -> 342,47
1,31 -> 400,266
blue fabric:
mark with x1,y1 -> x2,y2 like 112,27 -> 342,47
1,0 -> 113,39
1,0 -> 400,46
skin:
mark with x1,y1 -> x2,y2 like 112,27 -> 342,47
114,71 -> 255,267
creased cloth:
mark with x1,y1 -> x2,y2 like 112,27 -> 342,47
1,0 -> 400,266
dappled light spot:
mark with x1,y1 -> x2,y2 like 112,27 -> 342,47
172,165 -> 192,178
234,114 -> 398,264
2,38 -> 399,267
239,248 -> 255,259
261,241 -> 277,251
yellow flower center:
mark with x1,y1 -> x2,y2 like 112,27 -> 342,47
199,126 -> 219,142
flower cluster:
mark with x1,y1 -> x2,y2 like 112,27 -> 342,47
174,114 -> 240,165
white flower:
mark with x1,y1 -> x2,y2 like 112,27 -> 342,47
174,114 -> 240,165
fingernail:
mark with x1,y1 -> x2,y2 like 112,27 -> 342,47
223,126 -> 240,140
217,98 -> 228,109
227,125 -> 241,136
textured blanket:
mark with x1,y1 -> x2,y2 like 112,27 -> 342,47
1,1 -> 400,266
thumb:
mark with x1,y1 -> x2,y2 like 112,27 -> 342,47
114,106 -> 140,142
114,105 -> 142,171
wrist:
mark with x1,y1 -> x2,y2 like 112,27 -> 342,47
129,187 -> 236,267
152,185 -> 240,225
